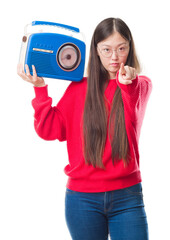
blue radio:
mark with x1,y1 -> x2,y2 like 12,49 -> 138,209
19,21 -> 86,82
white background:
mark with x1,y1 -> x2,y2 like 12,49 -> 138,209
0,0 -> 169,239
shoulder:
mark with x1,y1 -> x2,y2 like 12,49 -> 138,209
56,77 -> 87,111
59,77 -> 87,103
64,77 -> 87,95
68,77 -> 87,88
139,75 -> 152,85
138,75 -> 153,96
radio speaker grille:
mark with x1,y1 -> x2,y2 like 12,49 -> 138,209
30,52 -> 56,75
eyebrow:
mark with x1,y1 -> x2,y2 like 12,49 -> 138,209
100,42 -> 127,47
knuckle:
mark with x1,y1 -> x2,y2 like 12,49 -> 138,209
26,73 -> 31,78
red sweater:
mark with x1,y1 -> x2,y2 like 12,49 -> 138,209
32,73 -> 152,192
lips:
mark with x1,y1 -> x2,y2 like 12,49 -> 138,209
110,63 -> 119,67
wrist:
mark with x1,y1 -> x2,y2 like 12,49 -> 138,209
33,84 -> 48,99
34,83 -> 46,87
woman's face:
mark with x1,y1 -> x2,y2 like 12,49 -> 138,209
97,31 -> 130,79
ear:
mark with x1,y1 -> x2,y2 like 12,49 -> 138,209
96,46 -> 100,57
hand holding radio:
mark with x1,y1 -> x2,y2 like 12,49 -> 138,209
118,63 -> 136,85
17,63 -> 46,87
18,21 -> 86,82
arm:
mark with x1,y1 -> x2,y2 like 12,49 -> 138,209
17,63 -> 67,141
116,64 -> 152,122
32,85 -> 66,141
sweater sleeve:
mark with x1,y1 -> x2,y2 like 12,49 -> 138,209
31,85 -> 66,141
116,71 -> 152,123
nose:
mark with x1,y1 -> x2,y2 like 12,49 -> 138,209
111,50 -> 118,59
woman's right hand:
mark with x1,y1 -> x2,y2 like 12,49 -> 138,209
17,64 -> 46,87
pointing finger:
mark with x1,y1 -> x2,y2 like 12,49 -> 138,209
120,63 -> 126,75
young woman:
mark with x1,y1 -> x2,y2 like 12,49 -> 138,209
17,18 -> 152,240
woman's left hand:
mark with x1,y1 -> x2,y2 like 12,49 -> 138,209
118,63 -> 137,85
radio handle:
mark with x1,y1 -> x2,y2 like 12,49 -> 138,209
31,21 -> 80,33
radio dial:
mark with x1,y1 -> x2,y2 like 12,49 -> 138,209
57,43 -> 81,71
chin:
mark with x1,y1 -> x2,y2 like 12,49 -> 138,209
109,65 -> 119,71
109,69 -> 118,76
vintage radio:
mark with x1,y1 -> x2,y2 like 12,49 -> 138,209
19,21 -> 86,81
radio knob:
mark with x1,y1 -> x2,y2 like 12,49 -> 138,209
66,54 -> 71,60
22,36 -> 27,42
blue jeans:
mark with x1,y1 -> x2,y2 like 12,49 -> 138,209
65,183 -> 149,240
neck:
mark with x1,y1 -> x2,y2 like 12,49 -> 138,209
109,71 -> 117,80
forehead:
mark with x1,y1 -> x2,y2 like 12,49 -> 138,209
98,31 -> 128,47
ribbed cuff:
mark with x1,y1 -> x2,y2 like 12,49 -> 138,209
33,85 -> 48,100
116,71 -> 139,94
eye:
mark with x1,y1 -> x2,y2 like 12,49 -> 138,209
119,47 -> 126,51
103,48 -> 111,53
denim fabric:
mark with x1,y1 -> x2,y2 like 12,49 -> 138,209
65,183 -> 149,240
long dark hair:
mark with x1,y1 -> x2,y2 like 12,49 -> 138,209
83,18 -> 141,169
